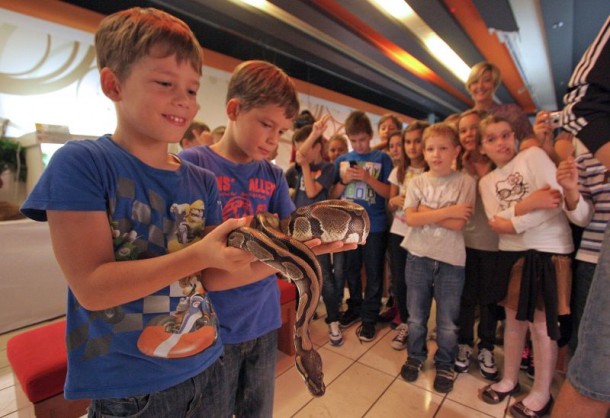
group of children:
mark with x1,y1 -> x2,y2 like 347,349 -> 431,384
18,6 -> 606,418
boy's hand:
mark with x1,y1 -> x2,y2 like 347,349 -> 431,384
295,149 -> 309,166
311,114 -> 330,137
200,218 -> 256,271
447,204 -> 473,220
303,238 -> 358,255
556,157 -> 579,192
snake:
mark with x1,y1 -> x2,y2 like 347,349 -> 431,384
227,199 -> 370,396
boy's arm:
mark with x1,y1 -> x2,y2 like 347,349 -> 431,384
295,115 -> 330,156
298,159 -> 324,199
409,204 -> 472,230
47,210 -> 253,310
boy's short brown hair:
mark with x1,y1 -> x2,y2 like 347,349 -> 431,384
95,7 -> 203,81
345,110 -> 373,137
227,60 -> 299,119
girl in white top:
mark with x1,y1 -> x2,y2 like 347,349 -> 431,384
387,122 -> 428,350
477,115 -> 589,417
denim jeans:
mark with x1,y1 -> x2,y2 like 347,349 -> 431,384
88,358 -> 226,418
335,231 -> 387,323
389,232 -> 408,323
319,253 -> 342,323
405,252 -> 465,369
568,223 -> 610,402
221,330 -> 277,417
568,260 -> 596,353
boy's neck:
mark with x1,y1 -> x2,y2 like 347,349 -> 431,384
210,135 -> 253,164
111,133 -> 180,170
428,168 -> 454,178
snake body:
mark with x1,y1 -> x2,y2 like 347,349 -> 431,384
227,199 -> 370,396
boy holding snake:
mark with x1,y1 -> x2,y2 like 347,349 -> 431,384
20,8 -> 257,417
180,61 -> 355,415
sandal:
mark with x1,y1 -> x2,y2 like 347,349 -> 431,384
510,396 -> 553,418
481,382 -> 520,404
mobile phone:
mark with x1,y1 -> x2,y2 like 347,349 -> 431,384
548,111 -> 562,129
349,160 -> 358,167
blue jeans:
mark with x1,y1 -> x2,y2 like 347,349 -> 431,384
405,252 -> 465,369
389,232 -> 408,323
221,330 -> 277,417
568,223 -> 610,402
335,231 -> 387,323
319,253 -> 342,323
88,359 -> 226,417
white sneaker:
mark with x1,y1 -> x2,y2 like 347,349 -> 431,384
328,321 -> 344,346
454,344 -> 472,373
477,348 -> 499,381
391,323 -> 409,350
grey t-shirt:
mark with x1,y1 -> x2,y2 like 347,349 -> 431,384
401,171 -> 476,266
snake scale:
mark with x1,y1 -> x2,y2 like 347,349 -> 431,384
227,199 -> 370,396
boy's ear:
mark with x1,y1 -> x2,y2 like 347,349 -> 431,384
226,98 -> 240,121
100,68 -> 121,101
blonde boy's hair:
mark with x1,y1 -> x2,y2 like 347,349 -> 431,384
465,62 -> 501,92
227,60 -> 299,119
95,7 -> 203,81
345,110 -> 373,137
423,122 -> 460,148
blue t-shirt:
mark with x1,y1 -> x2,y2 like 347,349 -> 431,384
179,145 -> 296,344
334,150 -> 392,232
21,136 -> 224,400
287,161 -> 334,207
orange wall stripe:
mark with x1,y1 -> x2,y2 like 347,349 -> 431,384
311,0 -> 473,107
442,0 -> 537,112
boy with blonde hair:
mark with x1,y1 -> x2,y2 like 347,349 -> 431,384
21,8 -> 253,417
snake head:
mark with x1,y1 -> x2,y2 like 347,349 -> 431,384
295,350 -> 326,397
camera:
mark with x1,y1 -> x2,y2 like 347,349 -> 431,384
548,111 -> 562,129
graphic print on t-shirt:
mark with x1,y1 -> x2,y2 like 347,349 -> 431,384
216,175 -> 277,220
494,172 -> 528,211
339,160 -> 381,205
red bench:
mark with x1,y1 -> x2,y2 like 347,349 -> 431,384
7,320 -> 89,418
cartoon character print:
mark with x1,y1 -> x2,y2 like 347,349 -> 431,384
171,200 -> 206,244
223,196 -> 254,220
495,172 -> 528,211
137,276 -> 218,359
137,199 -> 219,359
110,220 -> 139,261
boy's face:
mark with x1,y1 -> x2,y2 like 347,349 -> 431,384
424,134 -> 460,176
229,100 -> 293,162
348,132 -> 372,155
111,51 -> 200,146
327,140 -> 347,162
378,119 -> 399,142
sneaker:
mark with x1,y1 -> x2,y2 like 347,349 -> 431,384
401,357 -> 422,382
434,367 -> 456,393
454,344 -> 472,373
328,321 -> 344,346
357,322 -> 376,342
477,348 -> 499,381
339,308 -> 360,329
391,323 -> 409,350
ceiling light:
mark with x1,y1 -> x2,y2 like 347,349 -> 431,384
368,0 -> 471,83
237,0 -> 267,8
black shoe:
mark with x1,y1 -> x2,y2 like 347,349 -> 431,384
510,396 -> 553,418
339,308 -> 360,328
481,383 -> 521,405
401,358 -> 422,382
433,367 -> 456,393
357,322 -> 376,342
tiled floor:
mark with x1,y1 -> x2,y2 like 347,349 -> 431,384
0,304 -> 565,418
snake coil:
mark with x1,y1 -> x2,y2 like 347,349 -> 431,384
227,199 -> 370,396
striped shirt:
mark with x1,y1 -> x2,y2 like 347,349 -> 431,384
576,152 -> 610,264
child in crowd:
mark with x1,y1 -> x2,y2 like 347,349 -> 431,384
180,60 -> 354,417
454,110 -> 501,381
399,122 -> 475,394
20,8 -> 255,417
331,110 -> 393,341
477,115 -> 587,417
286,115 -> 344,345
180,120 -> 211,149
327,133 -> 349,163
386,122 -> 428,350
373,113 -> 402,151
